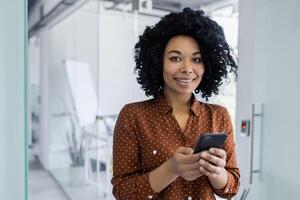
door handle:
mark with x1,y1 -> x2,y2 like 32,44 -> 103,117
250,103 -> 264,184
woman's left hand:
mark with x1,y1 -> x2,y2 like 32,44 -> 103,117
198,148 -> 227,179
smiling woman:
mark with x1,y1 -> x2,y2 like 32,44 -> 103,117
134,8 -> 237,100
162,35 -> 206,132
162,36 -> 205,97
112,7 -> 240,200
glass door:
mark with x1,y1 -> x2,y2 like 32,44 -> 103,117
238,0 -> 300,199
0,1 -> 27,200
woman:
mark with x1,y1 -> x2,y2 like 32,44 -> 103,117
111,7 -> 240,200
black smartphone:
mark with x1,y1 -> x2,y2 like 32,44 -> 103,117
193,133 -> 228,154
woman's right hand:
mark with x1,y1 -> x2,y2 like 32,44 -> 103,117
168,147 -> 203,181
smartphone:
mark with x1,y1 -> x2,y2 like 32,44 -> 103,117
193,133 -> 228,154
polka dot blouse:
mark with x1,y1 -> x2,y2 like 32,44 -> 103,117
111,94 -> 240,200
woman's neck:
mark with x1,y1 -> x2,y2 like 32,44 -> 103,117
163,91 -> 193,113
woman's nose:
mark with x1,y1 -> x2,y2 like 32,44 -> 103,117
180,60 -> 193,73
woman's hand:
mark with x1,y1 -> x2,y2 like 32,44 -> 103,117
198,148 -> 227,179
169,147 -> 204,181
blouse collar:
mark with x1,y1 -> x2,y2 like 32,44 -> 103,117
154,93 -> 201,117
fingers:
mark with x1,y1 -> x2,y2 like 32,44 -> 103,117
182,169 -> 203,180
176,147 -> 194,155
199,158 -> 224,175
174,147 -> 227,180
182,161 -> 200,171
176,147 -> 201,164
198,149 -> 227,178
199,166 -> 221,178
181,153 -> 201,164
208,148 -> 226,160
172,147 -> 206,181
200,150 -> 226,168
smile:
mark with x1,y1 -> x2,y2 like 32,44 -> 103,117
176,79 -> 193,83
174,78 -> 196,86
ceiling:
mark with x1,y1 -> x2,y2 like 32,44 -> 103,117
110,0 -> 226,11
28,0 -> 236,37
28,0 -> 228,13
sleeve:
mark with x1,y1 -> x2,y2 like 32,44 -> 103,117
212,107 -> 240,199
111,105 -> 159,200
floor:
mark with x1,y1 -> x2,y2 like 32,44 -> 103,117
50,167 -> 114,200
29,154 -> 70,200
29,148 -> 114,200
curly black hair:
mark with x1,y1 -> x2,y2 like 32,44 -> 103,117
134,7 -> 238,100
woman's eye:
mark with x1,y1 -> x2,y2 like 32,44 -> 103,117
169,56 -> 181,62
193,57 -> 202,63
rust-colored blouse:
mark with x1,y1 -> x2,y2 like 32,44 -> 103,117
111,95 -> 240,200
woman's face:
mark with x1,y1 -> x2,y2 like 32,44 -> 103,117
162,35 -> 205,97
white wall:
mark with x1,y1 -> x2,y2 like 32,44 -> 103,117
235,0 -> 256,195
43,3 -> 159,169
29,37 -> 40,86
39,29 -> 51,169
98,10 -> 157,115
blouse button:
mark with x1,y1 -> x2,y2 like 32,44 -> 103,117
153,150 -> 157,155
148,195 -> 153,199
187,196 -> 192,200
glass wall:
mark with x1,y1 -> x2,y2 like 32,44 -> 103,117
0,1 -> 27,200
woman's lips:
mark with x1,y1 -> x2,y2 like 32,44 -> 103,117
174,78 -> 196,86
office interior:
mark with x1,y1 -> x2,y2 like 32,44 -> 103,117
1,0 -> 300,200
28,0 -> 238,199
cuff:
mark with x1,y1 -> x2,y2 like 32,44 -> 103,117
135,172 -> 160,199
212,171 -> 234,198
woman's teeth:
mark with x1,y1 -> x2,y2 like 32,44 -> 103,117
177,79 -> 192,83
175,78 -> 194,86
